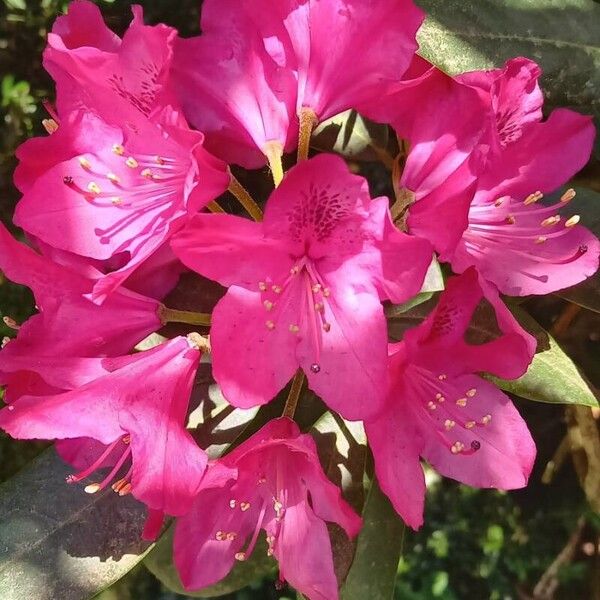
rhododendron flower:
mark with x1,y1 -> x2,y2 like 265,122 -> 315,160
0,222 -> 160,361
14,107 -> 229,302
365,269 -> 537,529
0,336 -> 209,519
447,58 -> 600,295
174,418 -> 361,600
172,154 -> 432,419
174,0 -> 424,167
44,0 -> 179,127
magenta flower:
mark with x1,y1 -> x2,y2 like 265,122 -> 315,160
0,222 -> 161,361
172,154 -> 432,419
447,58 -> 600,295
173,0 -> 424,167
174,417 -> 361,600
14,108 -> 229,302
365,269 -> 537,529
44,1 -> 178,127
0,336 -> 209,519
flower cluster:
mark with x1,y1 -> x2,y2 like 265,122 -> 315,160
1,1 -> 598,598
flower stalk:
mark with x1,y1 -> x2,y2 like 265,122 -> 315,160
282,370 -> 306,419
228,175 -> 263,221
159,306 -> 212,327
297,107 -> 318,162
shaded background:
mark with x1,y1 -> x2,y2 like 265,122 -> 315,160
1,1 -> 599,599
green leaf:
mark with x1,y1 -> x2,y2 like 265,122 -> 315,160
312,110 -> 392,162
555,186 -> 600,313
488,307 -> 599,407
341,481 -> 405,600
417,0 -> 600,120
144,527 -> 276,599
0,449 -> 151,600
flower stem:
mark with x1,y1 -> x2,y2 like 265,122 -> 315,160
282,370 -> 305,419
229,175 -> 263,221
264,141 -> 284,187
159,305 -> 212,327
207,200 -> 225,213
297,107 -> 318,162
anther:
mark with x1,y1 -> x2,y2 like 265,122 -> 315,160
229,499 -> 237,509
87,182 -> 101,195
2,316 -> 19,330
524,191 -> 543,205
125,157 -> 139,169
259,282 -> 267,291
215,531 -> 226,541
465,421 -> 476,429
264,300 -> 274,311
266,320 -> 275,330
112,144 -> 125,156
290,266 -> 300,275
444,420 -> 456,431
561,189 -> 576,203
535,236 -> 547,244
226,532 -> 237,541
42,118 -> 59,134
106,173 -> 121,184
311,284 -> 321,294
272,285 -> 282,294
240,502 -> 251,512
84,483 -> 101,494
310,363 -> 321,374
118,483 -> 132,496
456,398 -> 467,407
122,435 -> 131,444
322,288 -> 331,297
1,337 -> 11,348
466,389 -> 477,398
141,168 -> 153,179
111,197 -> 123,205
471,440 -> 481,451
427,401 -> 437,411
451,442 -> 465,455
235,552 -> 246,561
541,216 -> 560,227
481,414 -> 492,425
565,215 -> 580,228
438,374 -> 447,381
78,157 -> 92,170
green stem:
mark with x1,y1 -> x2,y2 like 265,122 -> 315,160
159,305 -> 212,327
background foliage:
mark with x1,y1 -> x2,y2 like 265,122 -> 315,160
1,1 -> 600,599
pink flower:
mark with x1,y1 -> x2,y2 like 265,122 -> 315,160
0,336 -> 209,519
14,108 -> 229,302
171,154 -> 432,420
174,418 -> 361,600
0,222 -> 161,361
365,269 -> 537,529
44,1 -> 179,128
173,0 -> 424,167
447,59 -> 600,295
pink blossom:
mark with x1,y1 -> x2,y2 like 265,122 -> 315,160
44,1 -> 179,128
14,108 -> 229,302
365,269 -> 537,529
173,0 -> 423,167
0,336 -> 209,519
0,222 -> 161,361
172,154 -> 432,419
174,418 -> 361,600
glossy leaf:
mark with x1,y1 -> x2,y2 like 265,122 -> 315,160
0,449 -> 150,600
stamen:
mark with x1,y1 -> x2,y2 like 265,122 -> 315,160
2,316 -> 19,330
87,182 -> 102,195
229,499 -> 237,509
541,216 -> 561,227
78,157 -> 92,170
112,144 -> 125,156
125,157 -> 139,169
456,398 -> 468,407
524,191 -> 543,205
235,552 -> 246,561
565,215 -> 580,228
481,414 -> 492,425
561,189 -> 576,203
106,173 -> 121,184
466,388 -> 477,398
264,300 -> 274,311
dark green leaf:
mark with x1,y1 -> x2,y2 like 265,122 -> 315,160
341,481 -> 405,600
144,527 -> 276,599
0,449 -> 150,600
417,0 -> 600,120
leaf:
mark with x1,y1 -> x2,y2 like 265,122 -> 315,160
0,449 -> 151,600
341,481 -> 405,600
312,110 -> 393,163
488,306 -> 599,408
144,527 -> 276,599
555,186 -> 600,313
417,0 -> 600,121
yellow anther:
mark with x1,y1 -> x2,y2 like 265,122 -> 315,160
226,532 -> 237,541
111,197 -> 123,205
466,388 -> 477,398
112,144 -> 125,156
565,215 -> 580,228
465,421 -> 476,429
456,398 -> 468,407
524,191 -> 543,205
444,420 -> 455,431
560,189 -> 576,203
240,502 -> 251,512
450,442 -> 465,455
235,552 -> 246,561
87,182 -> 101,195
215,531 -> 226,541
84,483 -> 101,494
481,414 -> 492,425
141,168 -> 153,179
78,157 -> 92,170
125,157 -> 139,169
541,216 -> 560,227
